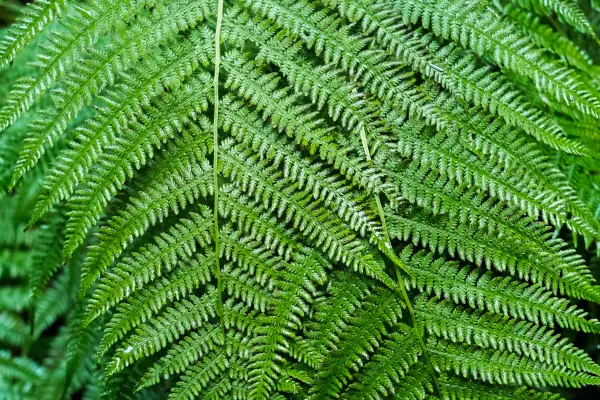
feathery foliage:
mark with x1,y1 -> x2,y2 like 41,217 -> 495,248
2,0 -> 600,399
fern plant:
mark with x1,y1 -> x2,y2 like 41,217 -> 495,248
2,0 -> 600,398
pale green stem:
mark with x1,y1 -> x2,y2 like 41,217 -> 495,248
359,126 -> 442,396
213,0 -> 225,341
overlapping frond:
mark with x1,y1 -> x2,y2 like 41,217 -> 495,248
0,0 -> 67,69
2,0 -> 600,399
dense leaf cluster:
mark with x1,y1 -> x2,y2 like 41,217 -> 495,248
1,0 -> 600,399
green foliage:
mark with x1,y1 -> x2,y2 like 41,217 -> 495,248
2,0 -> 600,399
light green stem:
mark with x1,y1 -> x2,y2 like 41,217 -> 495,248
359,126 -> 442,396
213,0 -> 225,340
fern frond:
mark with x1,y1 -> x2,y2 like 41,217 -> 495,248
84,208 -> 213,325
168,350 -> 230,400
401,247 -> 600,333
388,208 -> 600,302
0,351 -> 44,381
137,324 -> 223,390
397,0 -> 600,117
393,161 -> 558,255
0,286 -> 29,312
231,242 -> 324,399
220,139 -> 392,286
338,329 -> 422,400
388,111 -> 570,227
511,0 -> 596,36
224,54 -> 362,171
165,324 -> 253,399
221,228 -> 327,297
328,0 -> 585,155
29,29 -> 214,225
32,260 -> 76,337
417,298 -> 600,375
310,288 -> 405,398
10,0 -> 214,186
81,122 -> 212,296
63,73 -> 211,261
222,99 -> 393,209
0,0 -> 67,68
225,11 -> 378,136
430,337 -> 600,387
64,305 -> 102,396
221,99 -> 389,239
500,3 -> 594,72
28,209 -> 66,301
220,184 -> 335,265
106,292 -> 217,376
0,380 -> 28,400
439,376 -> 564,400
0,312 -> 29,346
302,271 -> 372,357
236,0 -> 592,233
0,0 -> 129,132
2,0 -> 600,398
95,252 -> 212,361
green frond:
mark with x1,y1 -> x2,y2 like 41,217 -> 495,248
224,54 -> 352,160
101,358 -> 165,400
393,160 -> 552,247
388,114 -> 570,227
82,124 -> 212,296
63,73 -> 212,260
388,208 -> 600,302
0,250 -> 30,280
222,268 -> 271,312
0,380 -> 28,400
328,0 -> 585,155
168,350 -> 230,400
417,298 -> 600,375
106,291 -> 217,376
511,0 -> 596,36
2,0 -> 600,398
220,185 -> 330,263
84,208 -> 213,324
230,0 -> 593,234
500,3 -> 594,72
164,328 -> 252,399
10,0 -> 215,187
0,351 -> 44,381
0,312 -> 29,346
396,0 -> 600,117
401,247 -> 600,333
302,271 -> 372,358
339,330 -> 422,400
224,11 -> 378,135
0,285 -> 29,312
137,324 -> 223,390
220,96 -> 396,203
28,209 -> 66,301
96,251 -> 212,360
243,256 -> 323,398
64,306 -> 103,395
32,260 -> 77,337
220,229 -> 327,297
430,337 -> 600,387
220,139 -> 391,286
0,0 -> 120,132
310,289 -> 406,398
439,377 -> 564,400
29,29 -> 214,225
0,0 -> 67,69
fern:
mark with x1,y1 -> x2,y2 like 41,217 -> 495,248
0,0 -> 67,69
2,0 -> 600,399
